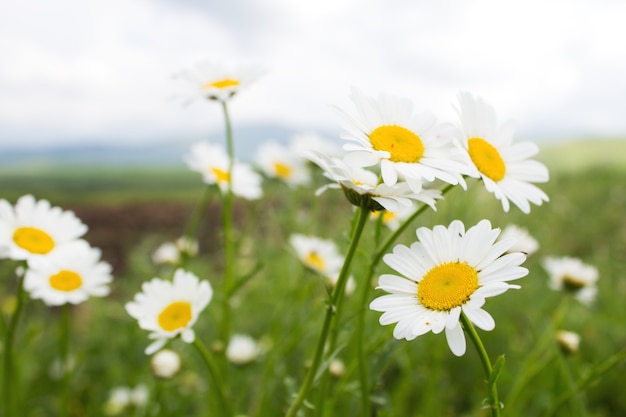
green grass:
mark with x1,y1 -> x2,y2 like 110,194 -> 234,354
1,140 -> 625,417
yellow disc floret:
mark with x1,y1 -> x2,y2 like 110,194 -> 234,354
369,125 -> 425,163
467,137 -> 506,181
158,301 -> 193,332
418,262 -> 479,311
274,162 -> 292,179
49,270 -> 83,292
13,227 -> 55,255
305,251 -> 325,272
211,167 -> 230,183
202,78 -> 240,90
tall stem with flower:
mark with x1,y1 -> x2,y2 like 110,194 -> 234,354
285,206 -> 370,417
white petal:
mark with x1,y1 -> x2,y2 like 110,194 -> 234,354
445,324 -> 466,356
463,307 -> 495,331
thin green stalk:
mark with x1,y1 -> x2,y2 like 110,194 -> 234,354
544,348 -> 626,417
460,312 -> 501,417
193,338 -> 233,417
553,345 -> 589,417
354,185 -> 454,416
285,207 -> 370,417
59,304 -> 72,417
220,100 -> 235,345
2,267 -> 27,417
506,296 -> 571,410
179,185 -> 214,268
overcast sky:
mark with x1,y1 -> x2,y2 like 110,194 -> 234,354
1,0 -> 625,150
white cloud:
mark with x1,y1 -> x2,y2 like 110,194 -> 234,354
1,0 -> 625,149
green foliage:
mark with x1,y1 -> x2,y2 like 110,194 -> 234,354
1,157 -> 625,417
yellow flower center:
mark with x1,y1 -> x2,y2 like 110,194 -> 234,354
418,262 -> 479,311
202,78 -> 240,90
562,275 -> 587,291
211,167 -> 230,183
467,137 -> 506,181
158,301 -> 193,332
369,125 -> 424,163
49,270 -> 83,292
274,162 -> 292,179
13,227 -> 55,254
304,251 -> 325,271
382,211 -> 396,223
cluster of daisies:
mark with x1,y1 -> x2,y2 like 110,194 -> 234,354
162,61 -> 558,358
0,194 -> 112,306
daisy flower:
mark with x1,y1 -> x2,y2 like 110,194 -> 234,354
498,224 -> 539,255
556,330 -> 581,355
125,269 -> 213,354
370,219 -> 528,356
542,256 -> 598,305
255,140 -> 311,187
289,233 -> 356,295
338,88 -> 470,193
175,61 -> 264,103
184,142 -> 263,200
150,349 -> 182,379
370,205 -> 416,231
151,241 -> 180,265
226,334 -> 262,365
308,150 -> 442,212
0,194 -> 87,261
454,92 -> 549,213
24,240 -> 113,306
290,234 -> 344,278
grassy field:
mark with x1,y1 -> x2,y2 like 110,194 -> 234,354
0,139 -> 625,417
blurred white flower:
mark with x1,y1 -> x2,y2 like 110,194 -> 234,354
184,142 -> 263,200
556,330 -> 581,355
290,234 -> 343,278
498,225 -> 539,255
175,61 -> 264,103
152,242 -> 179,265
151,349 -> 182,379
255,140 -> 311,187
542,256 -> 599,305
125,269 -> 213,354
226,334 -> 262,365
0,194 -> 87,262
24,240 -> 113,306
104,385 -> 149,416
129,384 -> 149,407
175,236 -> 199,258
370,205 -> 415,231
329,359 -> 346,378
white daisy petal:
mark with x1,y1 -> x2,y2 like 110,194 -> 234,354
445,323 -> 466,356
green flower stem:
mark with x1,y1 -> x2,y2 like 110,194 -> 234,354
354,184 -> 455,416
180,185 -> 213,267
59,304 -> 72,417
553,344 -> 589,417
2,267 -> 27,417
193,338 -> 234,417
460,312 -> 501,417
220,100 -> 235,345
506,296 -> 571,410
285,207 -> 369,417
